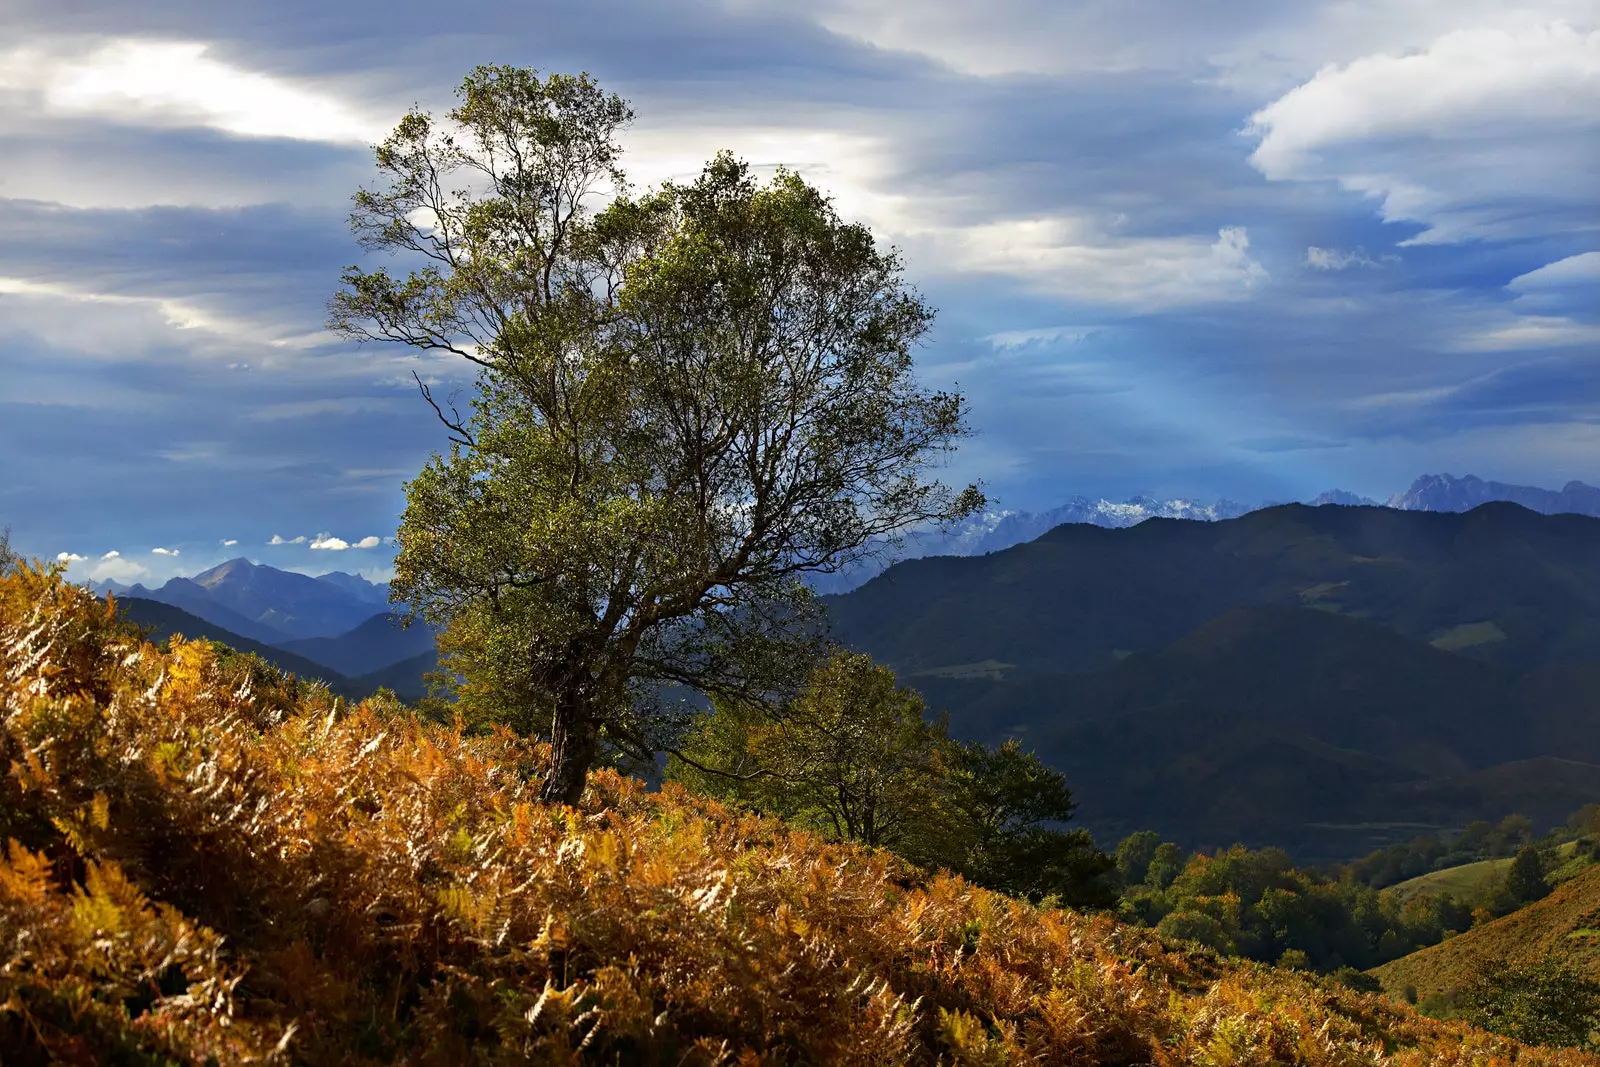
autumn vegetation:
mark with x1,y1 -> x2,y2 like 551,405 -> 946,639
4,563 -> 1599,1064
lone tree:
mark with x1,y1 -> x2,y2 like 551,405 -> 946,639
332,67 -> 981,803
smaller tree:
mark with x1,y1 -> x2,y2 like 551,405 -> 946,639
1458,960 -> 1600,1049
672,651 -> 950,851
941,739 -> 1115,906
671,656 -> 1115,906
0,526 -> 16,576
1115,830 -> 1162,888
1146,842 -> 1188,890
1506,845 -> 1550,904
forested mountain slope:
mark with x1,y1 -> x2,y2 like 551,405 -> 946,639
825,503 -> 1600,859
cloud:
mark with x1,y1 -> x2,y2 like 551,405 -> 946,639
1509,252 -> 1600,291
269,534 -> 307,545
1305,246 -> 1383,270
0,39 -> 384,144
88,554 -> 149,583
1247,21 -> 1600,244
100,549 -> 119,559
151,546 -> 179,555
1455,316 -> 1600,352
56,551 -> 86,562
221,538 -> 238,546
930,222 -> 1266,309
354,535 -> 381,549
309,534 -> 350,551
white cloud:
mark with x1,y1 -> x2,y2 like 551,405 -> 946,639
1454,315 -> 1600,352
56,551 -> 86,562
310,534 -> 350,551
101,549 -> 120,559
0,275 -> 229,335
0,39 -> 384,144
928,221 -> 1266,308
269,534 -> 307,545
1508,252 -> 1600,291
1305,246 -> 1383,270
151,547 -> 179,555
985,326 -> 1103,350
1247,21 -> 1600,244
89,555 -> 149,583
353,536 -> 381,549
221,538 -> 238,546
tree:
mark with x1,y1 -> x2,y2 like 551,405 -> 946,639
1458,960 -> 1600,1049
1115,830 -> 1162,887
0,526 -> 16,576
672,651 -> 952,851
333,67 -> 981,802
941,739 -> 1114,906
1506,845 -> 1550,904
671,662 -> 1115,906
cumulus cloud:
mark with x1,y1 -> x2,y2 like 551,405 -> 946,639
1247,21 -> 1600,244
100,549 -> 120,559
269,534 -> 307,545
89,555 -> 148,583
221,538 -> 238,546
308,532 -> 384,551
151,546 -> 179,555
56,551 -> 86,562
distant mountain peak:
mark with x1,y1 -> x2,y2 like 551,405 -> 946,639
1389,473 -> 1600,517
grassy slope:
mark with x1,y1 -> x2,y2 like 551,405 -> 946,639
1389,858 -> 1513,905
1387,841 -> 1588,905
5,566 -> 1598,1065
1373,864 -> 1600,1002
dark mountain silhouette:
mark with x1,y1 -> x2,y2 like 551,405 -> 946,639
352,650 -> 439,704
278,611 -> 438,678
116,597 -> 354,693
823,503 -> 1600,861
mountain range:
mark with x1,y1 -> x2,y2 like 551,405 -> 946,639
811,472 -> 1600,593
823,501 -> 1600,862
84,471 -> 1600,862
97,558 -> 437,702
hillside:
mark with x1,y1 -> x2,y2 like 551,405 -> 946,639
2,564 -> 1593,1065
1373,865 -> 1600,1004
278,610 -> 438,677
824,503 -> 1600,859
116,595 -> 355,691
827,502 -> 1600,676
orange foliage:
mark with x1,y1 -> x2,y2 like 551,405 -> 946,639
1,562 -> 1595,1065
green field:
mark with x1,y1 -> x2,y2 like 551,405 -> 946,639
1387,841 -> 1586,906
1389,858 -> 1511,904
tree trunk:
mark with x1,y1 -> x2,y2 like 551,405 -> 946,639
541,694 -> 600,805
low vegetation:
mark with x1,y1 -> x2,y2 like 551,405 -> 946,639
7,564 -> 1600,1063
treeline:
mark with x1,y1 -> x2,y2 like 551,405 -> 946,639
1111,836 -> 1471,979
667,650 -> 1118,908
1338,812 -> 1580,889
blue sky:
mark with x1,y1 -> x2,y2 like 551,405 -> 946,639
2,0 -> 1597,584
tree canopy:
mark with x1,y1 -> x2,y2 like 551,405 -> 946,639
332,67 -> 980,801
